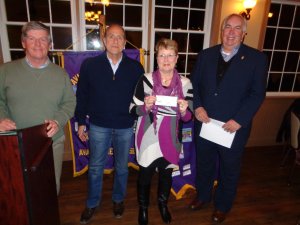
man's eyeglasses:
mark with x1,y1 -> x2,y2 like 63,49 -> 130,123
157,54 -> 177,59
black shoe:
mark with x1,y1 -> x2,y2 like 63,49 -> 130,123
158,203 -> 172,224
138,206 -> 148,225
212,210 -> 227,223
80,207 -> 96,224
113,201 -> 124,219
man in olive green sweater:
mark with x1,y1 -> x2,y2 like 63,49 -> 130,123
0,21 -> 75,194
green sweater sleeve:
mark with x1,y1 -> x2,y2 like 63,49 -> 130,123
53,71 -> 76,128
0,66 -> 10,119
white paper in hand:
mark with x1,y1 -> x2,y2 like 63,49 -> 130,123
199,118 -> 236,148
155,95 -> 178,107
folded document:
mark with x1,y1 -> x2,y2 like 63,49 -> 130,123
199,118 -> 236,148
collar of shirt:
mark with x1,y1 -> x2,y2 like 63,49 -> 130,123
107,53 -> 123,74
25,57 -> 50,69
220,45 -> 240,62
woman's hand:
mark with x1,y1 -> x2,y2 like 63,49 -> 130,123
144,96 -> 156,111
178,99 -> 189,116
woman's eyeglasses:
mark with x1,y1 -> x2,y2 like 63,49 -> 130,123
157,54 -> 177,59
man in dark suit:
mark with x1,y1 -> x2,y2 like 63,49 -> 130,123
189,13 -> 268,223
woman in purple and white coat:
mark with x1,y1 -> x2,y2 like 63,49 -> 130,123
129,38 -> 193,225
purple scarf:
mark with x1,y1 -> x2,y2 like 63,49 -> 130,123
151,69 -> 184,133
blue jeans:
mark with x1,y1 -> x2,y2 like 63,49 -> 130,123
86,123 -> 133,208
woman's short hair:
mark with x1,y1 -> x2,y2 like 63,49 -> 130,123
21,21 -> 51,43
155,38 -> 178,55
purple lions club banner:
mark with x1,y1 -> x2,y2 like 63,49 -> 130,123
62,50 -> 196,199
171,120 -> 196,199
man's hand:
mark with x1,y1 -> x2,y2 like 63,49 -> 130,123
195,107 -> 210,123
222,119 -> 241,133
0,118 -> 16,131
45,119 -> 59,137
78,125 -> 88,142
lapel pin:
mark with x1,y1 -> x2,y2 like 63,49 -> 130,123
241,56 -> 245,60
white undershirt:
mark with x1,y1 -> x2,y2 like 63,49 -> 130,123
107,53 -> 123,74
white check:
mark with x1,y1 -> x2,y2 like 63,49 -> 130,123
155,95 -> 178,107
199,118 -> 236,148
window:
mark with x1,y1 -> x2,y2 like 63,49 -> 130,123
0,0 -> 74,61
151,0 -> 213,77
82,0 -> 144,51
263,1 -> 300,94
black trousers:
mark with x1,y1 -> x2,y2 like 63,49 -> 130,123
137,157 -> 173,187
194,121 -> 250,213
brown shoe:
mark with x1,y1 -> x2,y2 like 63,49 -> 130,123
212,210 -> 227,223
188,198 -> 206,210
113,201 -> 124,219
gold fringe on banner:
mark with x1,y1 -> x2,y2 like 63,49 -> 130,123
139,48 -> 145,67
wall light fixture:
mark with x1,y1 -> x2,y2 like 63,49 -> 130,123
240,0 -> 257,20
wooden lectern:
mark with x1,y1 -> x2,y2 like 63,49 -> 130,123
0,124 -> 60,225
